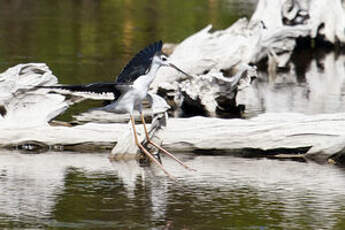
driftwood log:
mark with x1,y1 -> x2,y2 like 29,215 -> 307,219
0,64 -> 344,165
153,0 -> 345,115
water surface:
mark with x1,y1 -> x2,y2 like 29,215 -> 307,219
241,49 -> 345,117
1,151 -> 345,229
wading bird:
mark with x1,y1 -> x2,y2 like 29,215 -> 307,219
41,41 -> 194,178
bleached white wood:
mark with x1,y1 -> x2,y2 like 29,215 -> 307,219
0,63 -> 68,127
158,113 -> 345,163
0,65 -> 341,163
2,112 -> 345,163
152,0 -> 344,115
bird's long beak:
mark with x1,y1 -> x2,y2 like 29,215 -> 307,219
168,63 -> 193,79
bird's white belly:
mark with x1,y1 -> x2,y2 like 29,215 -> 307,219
104,87 -> 146,114
103,74 -> 153,114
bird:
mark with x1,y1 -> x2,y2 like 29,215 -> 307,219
39,41 -> 194,178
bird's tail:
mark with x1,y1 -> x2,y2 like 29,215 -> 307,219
35,82 -> 121,100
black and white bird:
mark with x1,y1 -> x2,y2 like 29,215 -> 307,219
41,41 -> 194,178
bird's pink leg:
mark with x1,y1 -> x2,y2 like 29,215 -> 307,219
130,115 -> 175,179
140,113 -> 196,171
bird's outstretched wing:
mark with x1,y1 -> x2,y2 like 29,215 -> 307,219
116,41 -> 163,84
38,82 -> 129,100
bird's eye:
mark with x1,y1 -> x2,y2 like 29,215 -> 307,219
161,56 -> 167,61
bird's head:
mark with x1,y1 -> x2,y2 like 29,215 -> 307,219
152,52 -> 193,78
152,52 -> 170,67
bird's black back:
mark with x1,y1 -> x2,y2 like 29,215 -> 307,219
116,41 -> 163,84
